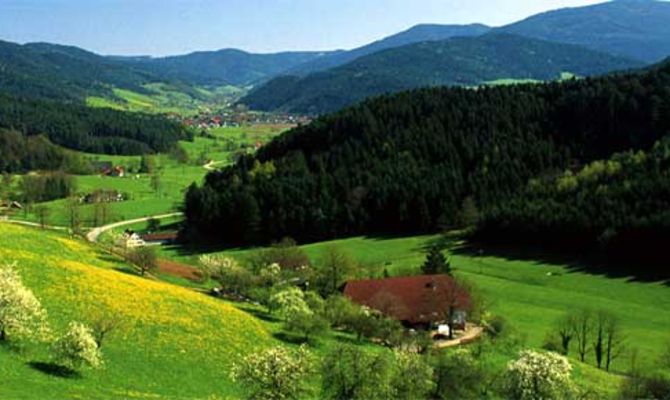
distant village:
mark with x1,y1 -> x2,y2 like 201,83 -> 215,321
168,108 -> 312,130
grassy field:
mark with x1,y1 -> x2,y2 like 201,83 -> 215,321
159,233 -> 670,384
0,222 -> 386,399
12,125 -> 290,227
86,84 -> 245,115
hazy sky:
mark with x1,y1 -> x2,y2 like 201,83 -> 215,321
0,0 -> 608,56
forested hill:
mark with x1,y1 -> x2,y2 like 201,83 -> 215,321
0,40 -> 156,102
286,23 -> 491,76
183,61 -> 670,246
240,34 -> 642,114
119,49 -> 338,87
475,136 -> 670,274
0,95 -> 192,157
499,0 -> 670,63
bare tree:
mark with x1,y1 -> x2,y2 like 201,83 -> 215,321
556,313 -> 576,355
571,309 -> 593,362
34,205 -> 50,229
66,196 -> 82,234
88,310 -> 127,349
126,247 -> 158,277
604,314 -> 625,371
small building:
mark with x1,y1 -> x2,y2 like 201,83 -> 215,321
343,274 -> 471,330
0,201 -> 23,210
116,230 -> 146,249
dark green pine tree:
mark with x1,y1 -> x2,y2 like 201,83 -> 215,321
421,246 -> 452,275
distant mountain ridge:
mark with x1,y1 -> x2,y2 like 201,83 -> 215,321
121,49 -> 340,87
0,40 -> 155,101
286,23 -> 491,75
240,33 -> 642,114
498,0 -> 670,62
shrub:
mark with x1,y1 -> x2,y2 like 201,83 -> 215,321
0,263 -> 50,342
504,350 -> 574,400
52,322 -> 102,370
231,345 -> 312,400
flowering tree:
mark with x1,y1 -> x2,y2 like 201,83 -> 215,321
231,345 -> 312,400
0,263 -> 50,342
52,322 -> 102,370
505,350 -> 574,400
392,350 -> 434,399
268,288 -> 310,320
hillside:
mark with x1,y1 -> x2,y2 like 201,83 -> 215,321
0,95 -> 192,158
499,0 -> 670,63
120,49 -> 338,87
0,222 -> 274,399
0,40 -> 156,102
184,59 -> 670,248
241,33 -> 642,114
286,23 -> 491,75
475,135 -> 670,275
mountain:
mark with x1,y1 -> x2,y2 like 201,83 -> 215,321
183,60 -> 670,251
120,49 -> 340,87
287,23 -> 491,75
240,33 -> 642,114
0,40 -> 155,101
498,0 -> 670,63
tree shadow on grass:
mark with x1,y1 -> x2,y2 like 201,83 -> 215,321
235,306 -> 281,323
28,362 -> 80,379
453,240 -> 670,285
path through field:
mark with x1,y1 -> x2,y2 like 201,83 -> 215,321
85,212 -> 183,242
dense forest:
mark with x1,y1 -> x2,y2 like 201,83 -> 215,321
0,129 -> 90,173
474,136 -> 670,272
241,33 -> 641,114
183,61 -> 670,250
0,95 -> 192,156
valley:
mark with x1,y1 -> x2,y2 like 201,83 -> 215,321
1,1 -> 670,399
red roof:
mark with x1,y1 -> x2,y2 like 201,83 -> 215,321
141,232 -> 178,242
343,275 -> 471,324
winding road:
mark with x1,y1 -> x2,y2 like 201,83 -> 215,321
84,212 -> 183,243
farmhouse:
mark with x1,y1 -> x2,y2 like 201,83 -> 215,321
116,230 -> 146,249
343,274 -> 471,330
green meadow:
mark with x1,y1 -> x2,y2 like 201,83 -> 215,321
160,232 -> 670,385
12,125 -> 289,226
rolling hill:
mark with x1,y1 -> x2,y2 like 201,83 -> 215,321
286,23 -> 491,76
498,0 -> 670,63
0,40 -> 156,102
0,222 -> 274,399
240,33 -> 642,114
185,58 -> 669,249
119,49 -> 339,87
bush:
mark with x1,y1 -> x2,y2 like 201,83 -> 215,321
52,322 -> 102,370
231,345 -> 312,400
504,350 -> 574,400
0,263 -> 50,342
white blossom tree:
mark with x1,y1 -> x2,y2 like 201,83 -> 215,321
52,322 -> 103,370
505,350 -> 574,400
268,288 -> 310,320
230,345 -> 312,400
0,263 -> 50,342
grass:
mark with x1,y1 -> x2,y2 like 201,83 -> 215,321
159,232 -> 670,394
12,125 -> 290,227
86,84 -> 243,115
0,222 -> 275,399
0,222 -> 388,398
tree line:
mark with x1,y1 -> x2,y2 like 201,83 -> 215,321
0,94 -> 193,157
475,136 -> 670,275
182,61 -> 670,247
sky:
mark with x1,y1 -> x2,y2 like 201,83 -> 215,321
0,0 -> 608,56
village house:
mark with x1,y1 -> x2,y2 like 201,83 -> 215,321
116,230 -> 146,249
343,274 -> 471,331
